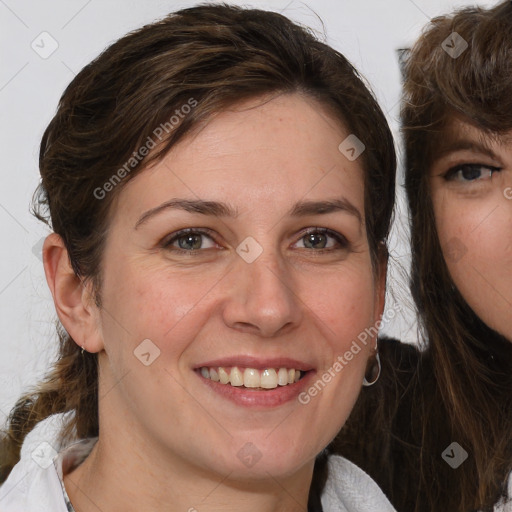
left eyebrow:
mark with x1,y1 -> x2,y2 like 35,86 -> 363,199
289,199 -> 362,225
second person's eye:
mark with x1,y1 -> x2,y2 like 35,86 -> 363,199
444,163 -> 501,182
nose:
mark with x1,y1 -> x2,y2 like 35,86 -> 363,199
221,252 -> 302,338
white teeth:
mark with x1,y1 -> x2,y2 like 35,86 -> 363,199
219,367 -> 230,384
200,366 -> 304,389
278,368 -> 288,386
230,367 -> 244,387
209,367 -> 219,382
261,369 -> 278,389
243,368 -> 260,388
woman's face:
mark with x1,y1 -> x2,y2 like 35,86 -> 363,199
91,93 -> 385,480
430,117 -> 512,340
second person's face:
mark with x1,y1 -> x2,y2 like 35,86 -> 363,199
430,117 -> 512,340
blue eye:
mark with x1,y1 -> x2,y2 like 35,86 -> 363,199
444,164 -> 501,182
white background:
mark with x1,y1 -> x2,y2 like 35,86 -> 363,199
0,0 -> 495,421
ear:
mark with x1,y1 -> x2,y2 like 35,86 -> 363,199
43,233 -> 104,353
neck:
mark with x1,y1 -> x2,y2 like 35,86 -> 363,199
64,437 -> 314,512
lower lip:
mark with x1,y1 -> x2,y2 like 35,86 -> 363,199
196,371 -> 316,408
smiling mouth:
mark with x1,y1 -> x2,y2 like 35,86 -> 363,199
198,366 -> 304,390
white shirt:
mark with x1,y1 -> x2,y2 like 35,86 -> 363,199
497,475 -> 512,512
0,413 -> 398,512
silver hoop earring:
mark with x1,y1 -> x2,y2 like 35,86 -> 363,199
362,353 -> 381,387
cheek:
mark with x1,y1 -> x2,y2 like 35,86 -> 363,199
96,263 -> 214,415
295,271 -> 377,443
434,192 -> 512,338
103,257 -> 215,328
97,261 -> 206,370
433,187 -> 512,258
434,190 -> 512,272
433,190 -> 483,269
432,191 -> 458,243
301,266 -> 377,359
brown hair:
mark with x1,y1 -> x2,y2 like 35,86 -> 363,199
335,3 -> 512,511
0,3 -> 396,503
401,2 -> 512,510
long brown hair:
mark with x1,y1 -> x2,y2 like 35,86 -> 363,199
0,3 -> 396,502
402,2 -> 512,510
336,2 -> 512,511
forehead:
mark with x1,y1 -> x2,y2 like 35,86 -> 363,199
434,116 -> 512,160
115,93 -> 366,219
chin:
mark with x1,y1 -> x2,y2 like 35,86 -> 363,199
188,437 -> 315,482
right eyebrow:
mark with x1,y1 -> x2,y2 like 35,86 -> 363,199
135,199 -> 238,229
434,139 -> 499,162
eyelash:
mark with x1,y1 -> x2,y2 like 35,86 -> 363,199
443,163 -> 502,182
161,227 -> 349,254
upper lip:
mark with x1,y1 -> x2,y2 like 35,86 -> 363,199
194,356 -> 315,372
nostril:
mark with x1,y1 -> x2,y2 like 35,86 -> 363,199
231,321 -> 261,334
227,319 -> 296,340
